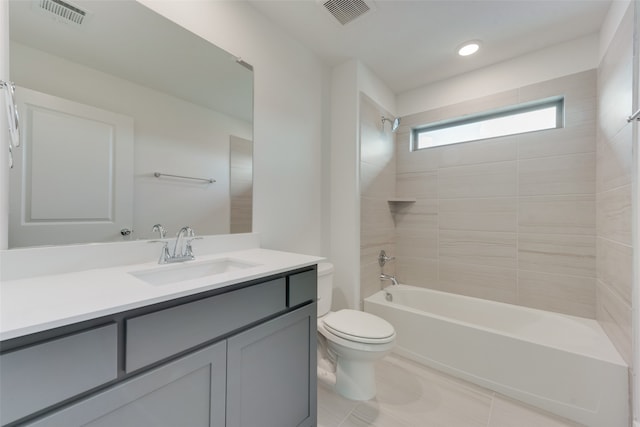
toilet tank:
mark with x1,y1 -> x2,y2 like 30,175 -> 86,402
317,262 -> 334,317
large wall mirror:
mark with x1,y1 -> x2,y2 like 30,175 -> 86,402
7,0 -> 253,248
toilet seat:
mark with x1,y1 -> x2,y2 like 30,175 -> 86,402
322,309 -> 395,344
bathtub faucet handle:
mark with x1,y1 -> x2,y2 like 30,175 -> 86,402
378,250 -> 395,267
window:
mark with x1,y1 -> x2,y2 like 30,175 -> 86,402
412,97 -> 564,151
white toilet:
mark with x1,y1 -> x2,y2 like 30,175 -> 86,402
316,262 -> 396,401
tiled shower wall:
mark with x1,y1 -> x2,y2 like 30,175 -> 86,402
596,3 -> 634,366
363,70 -> 599,318
360,95 -> 397,302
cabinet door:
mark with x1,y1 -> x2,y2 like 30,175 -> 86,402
25,341 -> 226,427
227,303 -> 317,427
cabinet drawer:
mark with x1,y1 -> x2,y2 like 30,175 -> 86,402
287,268 -> 317,307
0,323 -> 118,426
24,341 -> 227,427
125,278 -> 286,373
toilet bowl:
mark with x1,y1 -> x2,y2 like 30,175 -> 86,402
316,262 -> 396,400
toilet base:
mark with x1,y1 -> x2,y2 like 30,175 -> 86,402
334,358 -> 377,401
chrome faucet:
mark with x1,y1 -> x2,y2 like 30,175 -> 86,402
151,225 -> 202,264
151,223 -> 167,239
379,273 -> 399,286
173,226 -> 194,260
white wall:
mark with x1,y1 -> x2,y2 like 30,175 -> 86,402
397,33 -> 600,117
330,59 -> 395,310
139,0 -> 328,256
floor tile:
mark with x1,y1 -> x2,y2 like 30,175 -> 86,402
487,395 -> 584,427
318,353 -> 588,427
318,381 -> 359,427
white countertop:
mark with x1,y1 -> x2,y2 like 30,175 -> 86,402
0,248 -> 323,341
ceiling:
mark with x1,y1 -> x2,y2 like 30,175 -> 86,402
248,0 -> 612,94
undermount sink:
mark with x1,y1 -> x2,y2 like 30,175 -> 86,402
130,258 -> 261,286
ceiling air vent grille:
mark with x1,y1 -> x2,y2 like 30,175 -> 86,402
38,0 -> 87,25
323,0 -> 371,25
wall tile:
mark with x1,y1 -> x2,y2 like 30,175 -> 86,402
439,261 -> 517,303
597,184 -> 632,245
563,102 -> 597,128
439,230 -> 517,268
360,97 -> 397,304
440,198 -> 517,232
393,199 -> 438,230
596,124 -> 633,193
518,233 -> 596,277
399,89 -> 518,131
395,257 -> 438,288
361,197 -> 395,230
518,195 -> 595,235
396,171 -> 437,198
380,70 -> 598,318
361,244 -> 396,272
518,152 -> 595,196
396,133 -> 440,173
597,5 -> 633,142
360,260 -> 389,303
518,70 -> 596,105
597,237 -> 632,304
518,123 -> 595,160
439,161 -> 517,199
396,228 -> 438,260
437,89 -> 519,124
597,280 -> 632,365
361,161 -> 396,198
439,138 -> 517,168
518,270 -> 596,318
595,3 -> 634,366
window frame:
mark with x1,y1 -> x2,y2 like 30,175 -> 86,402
411,97 -> 564,151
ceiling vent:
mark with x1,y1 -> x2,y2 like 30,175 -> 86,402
36,0 -> 88,25
321,0 -> 374,26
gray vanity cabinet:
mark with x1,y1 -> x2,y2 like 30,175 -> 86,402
0,324 -> 119,425
24,341 -> 227,427
2,266 -> 317,427
226,302 -> 317,427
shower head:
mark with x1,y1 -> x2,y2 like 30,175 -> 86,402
381,116 -> 401,132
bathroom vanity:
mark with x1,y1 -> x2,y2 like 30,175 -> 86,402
0,246 -> 320,427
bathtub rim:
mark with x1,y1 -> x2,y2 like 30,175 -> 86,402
365,284 -> 627,367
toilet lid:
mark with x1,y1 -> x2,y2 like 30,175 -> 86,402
323,309 -> 395,344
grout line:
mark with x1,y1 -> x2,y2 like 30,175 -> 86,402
516,134 -> 521,306
597,181 -> 633,194
486,392 -> 498,427
597,235 -> 634,248
339,401 -> 364,427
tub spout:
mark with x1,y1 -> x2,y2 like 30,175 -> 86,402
379,273 -> 398,286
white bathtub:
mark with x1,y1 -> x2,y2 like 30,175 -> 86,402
364,285 -> 628,427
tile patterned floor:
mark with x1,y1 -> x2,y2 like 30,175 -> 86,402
318,354 -> 585,427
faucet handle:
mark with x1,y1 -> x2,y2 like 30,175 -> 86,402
378,250 -> 395,267
151,224 -> 167,239
185,236 -> 203,258
149,239 -> 171,264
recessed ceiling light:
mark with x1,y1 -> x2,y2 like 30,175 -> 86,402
457,41 -> 481,57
